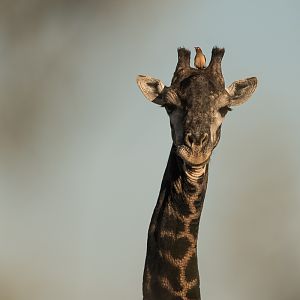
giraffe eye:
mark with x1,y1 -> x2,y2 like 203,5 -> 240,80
218,106 -> 232,117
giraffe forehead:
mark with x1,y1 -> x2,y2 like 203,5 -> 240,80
189,99 -> 214,112
179,74 -> 223,109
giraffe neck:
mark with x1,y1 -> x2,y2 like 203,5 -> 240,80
143,145 -> 209,300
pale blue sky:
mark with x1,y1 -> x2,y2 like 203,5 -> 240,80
0,1 -> 299,300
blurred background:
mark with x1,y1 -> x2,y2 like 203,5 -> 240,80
0,0 -> 299,299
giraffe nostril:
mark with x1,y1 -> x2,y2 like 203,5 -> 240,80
201,133 -> 209,146
185,132 -> 209,148
185,132 -> 194,147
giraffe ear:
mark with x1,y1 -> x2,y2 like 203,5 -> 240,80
136,75 -> 166,105
225,77 -> 258,106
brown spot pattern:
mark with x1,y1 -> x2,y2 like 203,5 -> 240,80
155,164 -> 207,300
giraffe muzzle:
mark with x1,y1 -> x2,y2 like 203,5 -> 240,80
177,143 -> 211,166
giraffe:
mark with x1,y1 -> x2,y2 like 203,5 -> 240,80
136,47 -> 257,300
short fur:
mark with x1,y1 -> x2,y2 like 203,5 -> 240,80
137,47 -> 257,300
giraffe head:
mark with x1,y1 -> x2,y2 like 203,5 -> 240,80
137,47 -> 257,166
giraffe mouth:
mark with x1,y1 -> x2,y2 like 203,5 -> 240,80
177,144 -> 211,166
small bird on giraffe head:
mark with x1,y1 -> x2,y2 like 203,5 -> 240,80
194,47 -> 206,69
